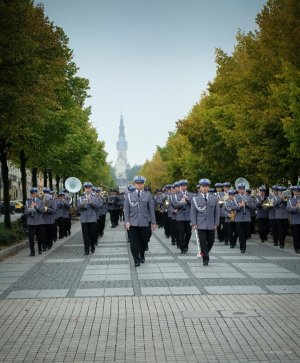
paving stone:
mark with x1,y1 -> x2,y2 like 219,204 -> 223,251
141,287 -> 171,295
74,288 -> 104,297
37,289 -> 69,298
6,290 -> 40,298
266,285 -> 300,293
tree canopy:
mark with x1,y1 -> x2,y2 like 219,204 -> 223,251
140,0 -> 300,189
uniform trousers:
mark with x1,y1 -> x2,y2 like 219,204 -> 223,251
28,225 -> 44,253
224,222 -> 238,247
43,224 -> 53,249
177,221 -> 191,251
99,214 -> 106,236
64,217 -> 71,235
163,214 -> 170,237
276,218 -> 288,246
52,219 -> 58,241
257,218 -> 269,242
81,222 -> 97,253
109,210 -> 119,227
198,229 -> 215,263
217,216 -> 225,241
58,217 -> 65,238
269,219 -> 278,244
170,218 -> 178,243
291,225 -> 300,252
129,226 -> 149,263
235,222 -> 251,251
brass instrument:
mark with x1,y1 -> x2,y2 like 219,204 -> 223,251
218,194 -> 229,205
262,197 -> 274,209
229,210 -> 237,222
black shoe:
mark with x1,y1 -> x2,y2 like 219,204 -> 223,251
84,251 -> 89,255
241,249 -> 245,253
280,245 -> 284,249
224,242 -> 229,246
274,243 -> 278,246
135,262 -> 140,267
181,250 -> 185,254
68,232 -> 71,236
53,239 -> 57,243
172,242 -> 175,245
38,249 -> 42,255
295,249 -> 300,254
140,258 -> 145,263
230,245 -> 235,248
29,251 -> 35,257
203,261 -> 208,266
91,247 -> 95,254
42,248 -> 47,252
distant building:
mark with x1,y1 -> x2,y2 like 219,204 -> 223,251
114,114 -> 129,190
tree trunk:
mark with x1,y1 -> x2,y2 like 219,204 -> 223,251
0,142 -> 11,229
43,169 -> 47,187
31,168 -> 37,187
49,170 -> 53,191
56,175 -> 60,194
19,149 -> 28,205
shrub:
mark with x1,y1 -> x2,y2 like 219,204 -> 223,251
0,221 -> 25,246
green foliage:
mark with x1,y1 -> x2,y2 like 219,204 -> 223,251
141,0 -> 300,188
0,221 -> 25,245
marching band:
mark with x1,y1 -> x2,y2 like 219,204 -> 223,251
24,176 -> 300,262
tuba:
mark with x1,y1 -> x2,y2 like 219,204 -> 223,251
65,177 -> 82,193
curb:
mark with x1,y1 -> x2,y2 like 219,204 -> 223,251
0,240 -> 27,259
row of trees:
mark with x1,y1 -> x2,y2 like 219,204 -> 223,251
0,0 -> 113,228
140,0 -> 300,191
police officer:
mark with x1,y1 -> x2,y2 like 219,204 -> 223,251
24,187 -> 45,256
172,179 -> 193,254
77,182 -> 100,255
268,186 -> 279,246
222,182 -> 231,244
215,183 -> 225,242
287,186 -> 300,254
273,186 -> 289,248
234,183 -> 255,253
42,187 -> 57,250
124,176 -> 156,267
170,182 -> 180,246
162,184 -> 172,238
108,189 -> 121,228
191,178 -> 220,266
222,189 -> 239,248
255,186 -> 269,243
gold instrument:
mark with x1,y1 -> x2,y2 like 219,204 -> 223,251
262,197 -> 274,209
229,210 -> 237,222
218,194 -> 229,205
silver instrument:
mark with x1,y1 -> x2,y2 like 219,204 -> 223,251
194,228 -> 201,259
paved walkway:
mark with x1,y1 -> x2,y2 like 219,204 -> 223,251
0,222 -> 300,362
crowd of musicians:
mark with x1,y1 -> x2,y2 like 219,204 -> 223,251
24,177 -> 300,266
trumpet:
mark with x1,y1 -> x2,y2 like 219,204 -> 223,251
218,194 -> 229,205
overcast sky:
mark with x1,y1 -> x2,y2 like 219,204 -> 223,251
37,0 -> 266,166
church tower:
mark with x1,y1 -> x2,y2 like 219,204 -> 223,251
114,114 -> 129,188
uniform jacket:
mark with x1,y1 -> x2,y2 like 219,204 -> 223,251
255,196 -> 269,219
222,199 -> 240,223
77,193 -> 100,223
172,191 -> 193,221
24,197 -> 45,226
287,196 -> 300,225
42,197 -> 57,224
268,195 -> 277,220
56,199 -> 71,218
124,190 -> 156,227
233,194 -> 255,223
190,193 -> 220,230
215,191 -> 226,218
273,195 -> 288,219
